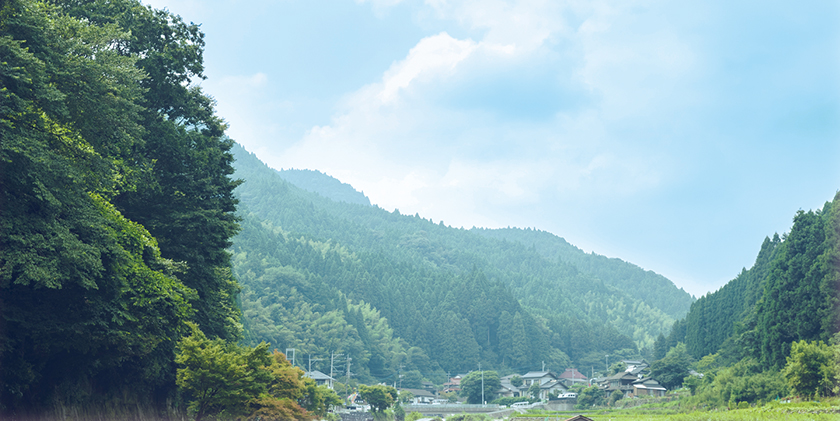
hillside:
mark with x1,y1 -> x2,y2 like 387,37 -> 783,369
472,228 -> 694,318
673,192 -> 839,366
276,168 -> 371,206
229,143 -> 694,383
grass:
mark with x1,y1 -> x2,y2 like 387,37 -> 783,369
509,397 -> 840,421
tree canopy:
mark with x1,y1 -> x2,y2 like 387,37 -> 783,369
0,0 -> 241,414
459,371 -> 501,404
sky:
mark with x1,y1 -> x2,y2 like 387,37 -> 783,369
145,0 -> 840,298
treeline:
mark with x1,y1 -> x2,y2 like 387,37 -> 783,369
0,0 -> 242,416
658,192 -> 840,405
230,144 -> 689,383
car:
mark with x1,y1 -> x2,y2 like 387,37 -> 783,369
559,393 -> 577,399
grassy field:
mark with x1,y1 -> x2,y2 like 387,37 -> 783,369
510,398 -> 840,421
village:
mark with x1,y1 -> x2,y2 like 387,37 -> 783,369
303,359 -> 675,416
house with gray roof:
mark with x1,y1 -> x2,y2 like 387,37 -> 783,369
304,370 -> 335,389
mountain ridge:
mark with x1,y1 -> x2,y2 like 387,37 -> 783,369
229,143 -> 694,383
264,147 -> 693,319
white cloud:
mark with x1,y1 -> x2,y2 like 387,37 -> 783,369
267,1 -> 682,228
379,33 -> 478,103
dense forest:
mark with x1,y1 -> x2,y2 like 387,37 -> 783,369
653,191 -> 840,406
229,144 -> 694,383
0,0 -> 254,417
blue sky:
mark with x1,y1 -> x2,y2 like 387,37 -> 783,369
146,0 -> 839,297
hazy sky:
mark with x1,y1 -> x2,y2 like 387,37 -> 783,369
145,0 -> 839,297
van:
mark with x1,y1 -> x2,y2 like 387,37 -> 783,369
511,401 -> 530,408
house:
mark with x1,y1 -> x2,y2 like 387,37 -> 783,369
622,360 -> 650,377
304,370 -> 335,389
537,379 -> 568,400
631,378 -> 667,397
497,375 -> 522,398
520,371 -> 559,387
399,388 -> 437,404
442,375 -> 462,394
558,368 -> 588,387
600,372 -> 638,394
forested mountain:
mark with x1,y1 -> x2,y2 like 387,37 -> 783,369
230,144 -> 692,384
271,170 -> 692,319
661,192 -> 840,405
472,228 -> 694,318
673,193 -> 839,365
1,0 -> 240,414
276,169 -> 371,206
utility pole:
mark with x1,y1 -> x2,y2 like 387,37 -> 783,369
345,356 -> 352,398
605,355 -> 609,373
480,363 -> 484,405
398,364 -> 405,390
542,361 -> 545,371
308,354 -> 323,374
285,348 -> 296,367
330,352 -> 343,388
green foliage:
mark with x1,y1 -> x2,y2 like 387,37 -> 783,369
756,196 -> 840,368
664,192 -> 840,409
651,343 -> 693,390
575,385 -> 605,409
359,385 -> 398,413
175,325 -> 273,420
472,227 -> 695,319
527,383 -> 541,399
0,0 -> 242,414
782,340 -> 839,398
405,412 -> 424,421
401,370 -> 423,389
609,389 -> 624,406
393,403 -> 405,421
459,371 -> 501,404
510,375 -> 523,388
684,358 -> 788,407
609,361 -> 629,375
682,235 -> 781,360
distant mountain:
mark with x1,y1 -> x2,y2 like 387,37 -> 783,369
229,143 -> 694,383
275,168 -> 371,206
472,228 -> 694,319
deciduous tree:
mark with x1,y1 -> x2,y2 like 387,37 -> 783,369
782,340 -> 838,398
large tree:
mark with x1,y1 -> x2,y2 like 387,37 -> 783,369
459,370 -> 501,404
359,385 -> 398,413
0,0 -> 242,413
